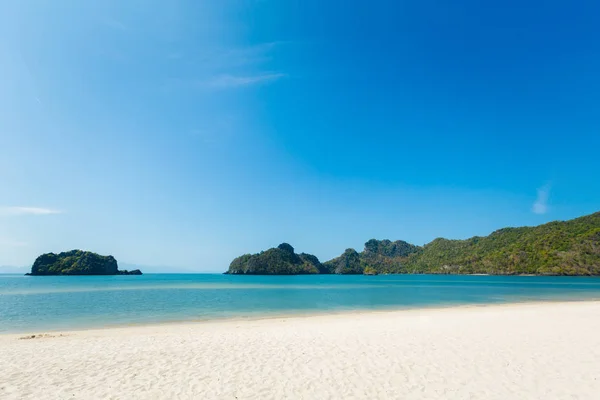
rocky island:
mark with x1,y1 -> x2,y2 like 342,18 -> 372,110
226,211 -> 600,276
226,243 -> 327,275
26,250 -> 142,276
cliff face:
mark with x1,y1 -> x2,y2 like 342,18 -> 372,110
359,239 -> 421,274
322,249 -> 363,274
27,250 -> 142,276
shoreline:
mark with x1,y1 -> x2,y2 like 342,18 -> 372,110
3,297 -> 599,337
3,300 -> 600,399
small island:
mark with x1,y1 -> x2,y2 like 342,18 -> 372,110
226,243 -> 328,275
26,250 -> 142,276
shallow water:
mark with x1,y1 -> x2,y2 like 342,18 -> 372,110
2,274 -> 600,333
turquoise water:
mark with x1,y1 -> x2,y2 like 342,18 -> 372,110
2,274 -> 600,333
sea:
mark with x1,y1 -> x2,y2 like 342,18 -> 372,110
2,273 -> 600,333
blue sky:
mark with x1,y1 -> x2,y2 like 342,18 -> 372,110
1,1 -> 599,271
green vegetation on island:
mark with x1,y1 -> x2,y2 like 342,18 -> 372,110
226,243 -> 327,275
404,211 -> 600,275
26,250 -> 142,276
226,211 -> 600,276
322,248 -> 363,274
363,266 -> 378,275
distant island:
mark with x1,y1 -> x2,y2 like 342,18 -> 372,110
26,250 -> 142,276
227,243 -> 329,275
226,211 -> 600,276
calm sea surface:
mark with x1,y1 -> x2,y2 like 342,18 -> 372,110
2,274 -> 600,333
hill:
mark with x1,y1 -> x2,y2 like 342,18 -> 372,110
404,212 -> 600,275
226,212 -> 600,275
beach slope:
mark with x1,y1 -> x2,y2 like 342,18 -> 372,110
2,302 -> 600,399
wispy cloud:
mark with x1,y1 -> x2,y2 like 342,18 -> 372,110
163,42 -> 288,91
532,185 -> 551,215
206,73 -> 286,88
0,207 -> 63,216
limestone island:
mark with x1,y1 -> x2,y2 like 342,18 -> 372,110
26,250 -> 142,276
227,243 -> 328,275
225,211 -> 600,275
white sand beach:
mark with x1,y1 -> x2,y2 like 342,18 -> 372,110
2,301 -> 600,399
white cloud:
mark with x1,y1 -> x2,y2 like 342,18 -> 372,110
532,185 -> 551,215
206,73 -> 286,88
0,207 -> 63,216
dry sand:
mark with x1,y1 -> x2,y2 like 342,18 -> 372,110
2,301 -> 600,399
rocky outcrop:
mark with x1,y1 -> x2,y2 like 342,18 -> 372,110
322,249 -> 363,274
117,269 -> 143,275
